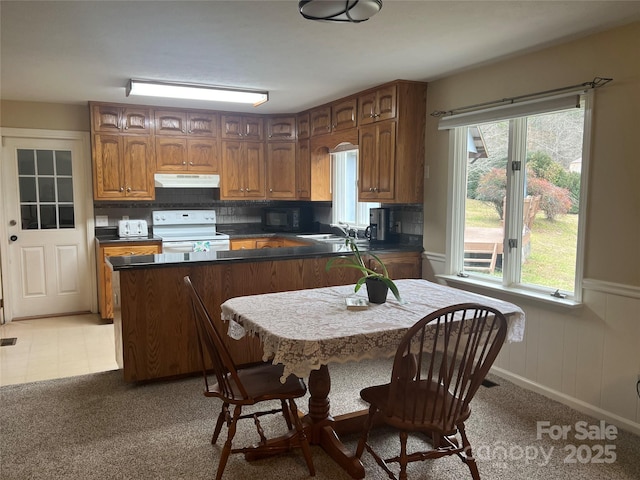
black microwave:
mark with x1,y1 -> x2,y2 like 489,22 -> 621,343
262,206 -> 312,233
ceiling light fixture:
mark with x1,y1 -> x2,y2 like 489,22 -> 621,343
299,0 -> 382,23
126,79 -> 269,106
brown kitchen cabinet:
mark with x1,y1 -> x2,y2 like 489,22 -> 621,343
358,84 -> 397,125
230,237 -> 311,250
266,142 -> 297,199
91,104 -> 152,134
296,138 -> 311,200
296,112 -> 310,140
358,121 -> 397,201
220,140 -> 265,199
96,241 -> 161,321
92,134 -> 155,200
309,97 -> 357,137
221,114 -> 264,141
154,110 -> 218,137
367,251 -> 422,280
155,137 -> 220,173
358,80 -> 426,203
266,116 -> 297,141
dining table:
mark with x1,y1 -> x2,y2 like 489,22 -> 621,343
220,278 -> 525,478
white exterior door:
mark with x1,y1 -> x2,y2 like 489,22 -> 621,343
1,131 -> 94,320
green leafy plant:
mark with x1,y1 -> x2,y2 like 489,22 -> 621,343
325,237 -> 402,302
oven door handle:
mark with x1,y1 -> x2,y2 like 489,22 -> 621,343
162,241 -> 195,253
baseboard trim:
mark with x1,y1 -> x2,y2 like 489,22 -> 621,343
491,366 -> 640,437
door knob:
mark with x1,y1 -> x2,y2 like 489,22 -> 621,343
10,235 -> 18,242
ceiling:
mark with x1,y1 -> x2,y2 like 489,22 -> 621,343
2,1 -> 640,115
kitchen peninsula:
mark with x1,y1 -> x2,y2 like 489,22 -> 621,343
107,239 -> 422,382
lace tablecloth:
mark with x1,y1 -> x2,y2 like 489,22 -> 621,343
221,279 -> 525,381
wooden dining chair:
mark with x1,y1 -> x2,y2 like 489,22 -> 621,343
183,276 -> 315,480
355,303 -> 508,480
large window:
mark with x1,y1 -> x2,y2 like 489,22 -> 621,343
331,149 -> 379,227
445,93 -> 591,303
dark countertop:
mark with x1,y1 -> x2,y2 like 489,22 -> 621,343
95,227 -> 162,245
106,237 -> 423,271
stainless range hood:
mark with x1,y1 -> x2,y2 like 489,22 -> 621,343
154,173 -> 220,188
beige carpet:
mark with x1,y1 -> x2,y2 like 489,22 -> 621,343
1,358 -> 639,479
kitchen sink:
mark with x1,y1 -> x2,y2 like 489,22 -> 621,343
296,234 -> 369,246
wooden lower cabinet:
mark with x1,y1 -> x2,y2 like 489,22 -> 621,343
96,242 -> 161,321
369,252 -> 422,279
231,237 -> 312,250
115,251 -> 421,382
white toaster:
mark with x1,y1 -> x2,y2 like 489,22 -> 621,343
118,219 -> 149,238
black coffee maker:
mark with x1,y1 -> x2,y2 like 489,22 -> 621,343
366,208 -> 390,242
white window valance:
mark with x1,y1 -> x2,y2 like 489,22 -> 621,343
437,92 -> 583,130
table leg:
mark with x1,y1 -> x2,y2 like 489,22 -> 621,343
306,364 -> 366,479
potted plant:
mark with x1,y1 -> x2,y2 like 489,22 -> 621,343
325,237 -> 401,304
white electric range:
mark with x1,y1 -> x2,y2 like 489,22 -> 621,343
152,210 -> 230,254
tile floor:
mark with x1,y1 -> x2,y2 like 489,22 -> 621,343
0,313 -> 119,386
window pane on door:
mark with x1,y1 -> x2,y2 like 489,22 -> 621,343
17,149 -> 75,229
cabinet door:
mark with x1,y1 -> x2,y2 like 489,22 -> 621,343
296,112 -> 310,140
255,238 -> 285,248
92,105 -> 123,133
221,115 -> 244,139
357,125 -> 378,200
376,121 -> 396,200
375,85 -> 397,122
230,238 -> 257,250
310,106 -> 332,136
296,139 -> 311,200
92,105 -> 151,134
187,138 -> 220,173
221,140 -> 245,198
267,116 -> 296,141
358,122 -> 396,200
123,136 -> 155,199
332,98 -> 357,131
267,142 -> 296,199
358,85 -> 396,125
99,243 -> 161,319
93,134 -> 125,199
244,141 -> 266,198
358,92 -> 378,126
155,110 -> 187,135
187,112 -> 218,136
155,137 -> 187,171
243,117 -> 264,141
367,252 -> 421,279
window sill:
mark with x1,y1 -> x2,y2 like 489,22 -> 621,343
436,274 -> 583,310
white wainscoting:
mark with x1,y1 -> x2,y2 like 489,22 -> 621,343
422,251 -> 640,436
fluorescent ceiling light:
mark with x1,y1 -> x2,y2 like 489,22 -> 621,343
126,79 -> 269,106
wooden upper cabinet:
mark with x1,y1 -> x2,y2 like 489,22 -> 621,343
91,104 -> 151,134
309,106 -> 332,137
358,84 -> 397,125
296,139 -> 311,200
221,114 -> 264,141
310,98 -> 357,137
221,140 -> 265,199
267,116 -> 296,141
155,110 -> 219,136
92,134 -> 154,200
266,142 -> 296,199
358,121 -> 396,201
296,112 -> 310,140
332,97 -> 358,131
155,137 -> 220,173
